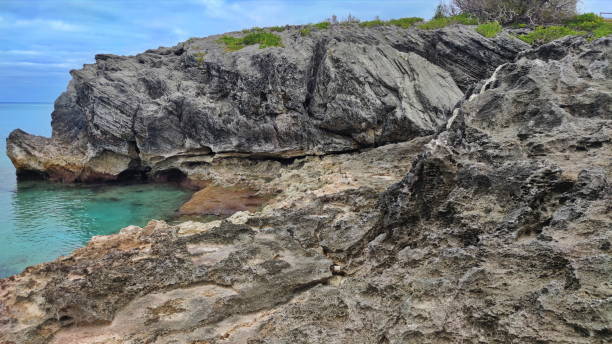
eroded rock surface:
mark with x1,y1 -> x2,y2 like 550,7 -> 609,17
1,33 -> 610,344
6,24 -> 526,182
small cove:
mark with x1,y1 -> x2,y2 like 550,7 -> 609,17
0,103 -> 194,278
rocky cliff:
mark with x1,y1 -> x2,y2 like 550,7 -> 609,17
1,25 -> 611,344
6,25 -> 525,182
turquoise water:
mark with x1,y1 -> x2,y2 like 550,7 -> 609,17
0,103 -> 193,278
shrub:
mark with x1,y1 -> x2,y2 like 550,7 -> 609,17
300,27 -> 312,36
517,25 -> 584,44
564,12 -> 602,28
419,13 -> 478,29
592,22 -> 612,39
360,17 -> 423,28
388,17 -> 424,28
514,13 -> 610,44
476,21 -> 502,37
217,36 -> 245,51
452,13 -> 479,25
360,19 -> 386,28
564,13 -> 611,39
313,21 -> 331,29
217,32 -> 283,51
242,32 -> 283,48
452,0 -> 577,24
419,17 -> 452,29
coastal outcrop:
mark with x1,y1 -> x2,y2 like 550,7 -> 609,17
6,25 -> 526,182
1,26 -> 610,344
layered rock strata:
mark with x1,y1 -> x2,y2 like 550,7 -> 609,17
1,30 -> 610,344
6,25 -> 526,182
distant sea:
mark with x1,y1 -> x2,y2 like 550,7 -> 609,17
0,103 -> 193,278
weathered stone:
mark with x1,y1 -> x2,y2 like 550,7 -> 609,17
6,25 -> 526,182
2,30 -> 610,344
179,185 -> 270,216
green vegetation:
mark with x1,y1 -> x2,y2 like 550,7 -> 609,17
313,21 -> 330,30
217,32 -> 283,51
360,19 -> 385,28
216,11 -> 610,50
565,13 -> 603,30
517,13 -> 611,44
300,27 -> 312,36
592,23 -> 612,39
564,13 -> 611,39
296,21 -> 331,36
418,13 -> 478,30
388,17 -> 424,28
476,21 -> 502,38
517,26 -> 584,44
360,17 -> 423,28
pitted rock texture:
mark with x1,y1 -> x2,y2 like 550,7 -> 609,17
0,137 -> 428,344
1,35 -> 609,344
6,24 -> 527,182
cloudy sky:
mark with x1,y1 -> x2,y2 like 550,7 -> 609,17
0,0 -> 608,102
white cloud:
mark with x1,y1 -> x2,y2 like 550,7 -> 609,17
0,50 -> 43,55
14,19 -> 83,32
0,61 -> 75,69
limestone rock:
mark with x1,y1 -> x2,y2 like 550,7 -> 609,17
2,32 -> 609,344
6,25 -> 526,182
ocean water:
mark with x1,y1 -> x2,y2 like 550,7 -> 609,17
0,103 -> 193,278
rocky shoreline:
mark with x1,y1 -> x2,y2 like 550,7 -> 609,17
1,24 -> 611,343
6,25 -> 525,184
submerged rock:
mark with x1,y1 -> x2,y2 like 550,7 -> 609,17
6,24 -> 526,182
1,29 -> 610,344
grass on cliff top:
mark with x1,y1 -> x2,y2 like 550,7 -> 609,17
517,13 -> 611,44
418,14 -> 478,30
564,13 -> 612,39
218,32 -> 283,51
476,21 -> 502,38
313,21 -> 331,29
360,17 -> 424,28
300,27 -> 312,36
517,26 -> 585,44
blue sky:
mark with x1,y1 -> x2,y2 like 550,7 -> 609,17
0,0 -> 609,102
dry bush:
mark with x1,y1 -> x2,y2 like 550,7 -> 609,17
451,0 -> 578,24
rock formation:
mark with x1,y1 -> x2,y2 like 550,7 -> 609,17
1,25 -> 611,344
6,25 -> 525,182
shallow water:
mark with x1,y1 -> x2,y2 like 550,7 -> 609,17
0,103 -> 193,278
